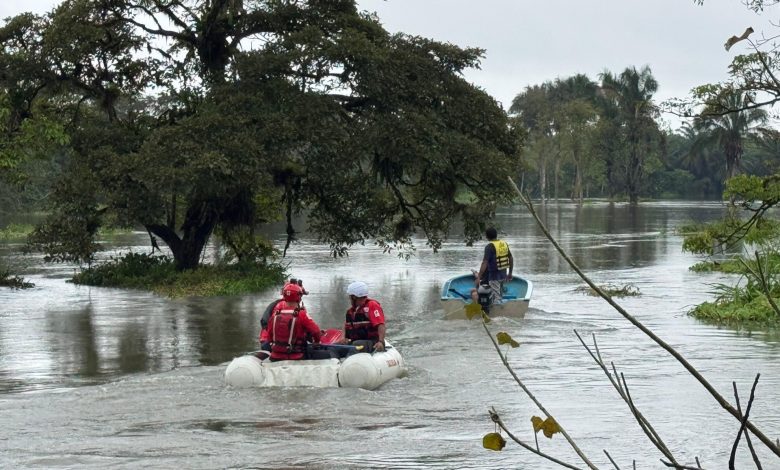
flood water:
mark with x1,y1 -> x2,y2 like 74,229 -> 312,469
1,201 -> 779,469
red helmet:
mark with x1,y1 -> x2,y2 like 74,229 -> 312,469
282,283 -> 303,302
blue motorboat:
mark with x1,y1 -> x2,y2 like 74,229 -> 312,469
440,273 -> 533,319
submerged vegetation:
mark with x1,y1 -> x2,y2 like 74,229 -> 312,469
574,283 -> 640,297
71,252 -> 285,298
685,252 -> 780,324
0,269 -> 33,289
0,223 -> 34,241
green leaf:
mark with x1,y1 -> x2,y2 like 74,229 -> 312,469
482,432 -> 506,451
496,331 -> 519,347
465,302 -> 482,320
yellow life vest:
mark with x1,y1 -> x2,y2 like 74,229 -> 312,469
490,240 -> 510,270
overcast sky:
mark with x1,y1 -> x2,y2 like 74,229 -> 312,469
2,0 -> 774,129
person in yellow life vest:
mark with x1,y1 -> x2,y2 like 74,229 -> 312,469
472,227 -> 513,306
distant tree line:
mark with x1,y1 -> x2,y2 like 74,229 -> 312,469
510,67 -> 777,203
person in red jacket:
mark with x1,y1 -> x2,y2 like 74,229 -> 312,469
258,278 -> 309,358
343,281 -> 386,352
268,283 -> 322,361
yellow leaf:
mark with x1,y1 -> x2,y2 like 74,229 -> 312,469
531,416 -> 544,433
531,416 -> 561,438
541,417 -> 561,439
465,303 -> 482,320
496,332 -> 519,348
481,311 -> 491,323
482,432 -> 506,451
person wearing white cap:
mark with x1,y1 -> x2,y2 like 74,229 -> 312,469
343,281 -> 386,352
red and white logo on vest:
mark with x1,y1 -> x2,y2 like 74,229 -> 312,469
373,309 -> 380,317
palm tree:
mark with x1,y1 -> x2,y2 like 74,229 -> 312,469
692,91 -> 767,182
599,66 -> 663,204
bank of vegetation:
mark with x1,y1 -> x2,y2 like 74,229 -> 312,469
679,177 -> 780,325
71,252 -> 285,297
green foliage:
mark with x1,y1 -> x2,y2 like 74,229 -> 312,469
0,257 -> 34,289
688,249 -> 780,324
5,0 -> 519,269
510,68 -> 665,202
691,295 -> 780,324
574,283 -> 641,297
689,258 -> 745,273
71,252 -> 286,298
0,223 -> 34,240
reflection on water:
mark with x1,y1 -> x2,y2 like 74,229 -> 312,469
2,201 -> 779,468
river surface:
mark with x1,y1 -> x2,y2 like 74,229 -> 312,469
1,201 -> 779,469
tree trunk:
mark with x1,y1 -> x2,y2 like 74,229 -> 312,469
573,149 -> 583,204
146,201 -> 218,271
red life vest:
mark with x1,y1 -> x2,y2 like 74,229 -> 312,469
270,307 -> 306,357
345,299 -> 380,341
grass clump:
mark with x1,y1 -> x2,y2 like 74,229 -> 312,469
690,297 -> 780,324
575,283 -> 641,297
0,269 -> 34,289
0,223 -> 35,241
71,252 -> 286,297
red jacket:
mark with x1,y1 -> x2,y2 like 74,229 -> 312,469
268,303 -> 321,361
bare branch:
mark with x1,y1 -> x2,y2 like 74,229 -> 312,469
481,320 -> 599,469
730,374 -> 762,470
604,449 -> 621,470
574,330 -> 676,464
488,408 -> 584,470
733,381 -> 763,469
508,176 -> 780,457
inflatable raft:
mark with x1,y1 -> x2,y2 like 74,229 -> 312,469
224,335 -> 405,390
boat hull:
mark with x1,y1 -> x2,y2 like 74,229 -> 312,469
440,273 -> 532,319
224,341 -> 405,390
441,297 -> 530,319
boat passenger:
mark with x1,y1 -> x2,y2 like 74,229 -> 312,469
343,281 -> 386,353
471,227 -> 513,306
267,283 -> 323,361
258,278 -> 308,357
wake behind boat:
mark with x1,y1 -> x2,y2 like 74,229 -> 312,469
224,330 -> 405,390
440,273 -> 533,319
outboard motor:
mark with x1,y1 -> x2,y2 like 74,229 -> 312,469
477,283 -> 492,314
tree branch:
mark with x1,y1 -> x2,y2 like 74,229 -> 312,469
508,176 -> 780,458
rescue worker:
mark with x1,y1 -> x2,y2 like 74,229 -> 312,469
471,227 -> 513,308
267,283 -> 322,361
343,281 -> 386,353
258,278 -> 308,357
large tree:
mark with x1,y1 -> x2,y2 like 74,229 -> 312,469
599,66 -> 664,204
3,0 -> 519,269
691,91 -> 767,182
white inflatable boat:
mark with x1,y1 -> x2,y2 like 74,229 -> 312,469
224,340 -> 405,390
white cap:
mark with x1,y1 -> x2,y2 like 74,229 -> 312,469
346,281 -> 369,297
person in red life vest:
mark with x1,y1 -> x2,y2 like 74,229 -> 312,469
268,283 -> 322,361
257,278 -> 309,358
343,281 -> 386,352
